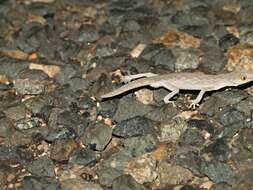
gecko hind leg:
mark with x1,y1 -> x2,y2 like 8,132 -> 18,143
189,90 -> 206,109
163,89 -> 179,107
161,83 -> 179,107
121,72 -> 157,83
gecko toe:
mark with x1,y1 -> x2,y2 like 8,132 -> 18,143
189,102 -> 199,109
164,100 -> 176,107
121,76 -> 132,83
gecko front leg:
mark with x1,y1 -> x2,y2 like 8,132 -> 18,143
141,80 -> 178,105
121,72 -> 157,83
189,89 -> 206,109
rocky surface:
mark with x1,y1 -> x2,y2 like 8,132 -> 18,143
0,0 -> 252,189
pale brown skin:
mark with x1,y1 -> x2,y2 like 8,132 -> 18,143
101,71 -> 253,108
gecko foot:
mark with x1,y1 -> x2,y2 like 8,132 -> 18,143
164,100 -> 176,107
121,76 -> 133,83
188,101 -> 199,109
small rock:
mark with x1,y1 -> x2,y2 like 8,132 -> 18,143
210,182 -> 232,190
226,44 -> 253,71
153,31 -> 201,49
203,138 -> 230,161
3,103 -> 27,121
180,25 -> 210,38
0,117 -> 13,142
13,70 -> 48,95
219,34 -> 239,51
14,117 -> 40,130
123,134 -> 158,157
50,138 -> 78,162
200,89 -> 249,116
76,24 -> 99,43
48,109 -> 88,137
97,166 -> 122,187
179,128 -> 205,147
200,161 -> 235,184
175,152 -> 203,177
0,146 -> 20,165
124,154 -> 157,184
21,176 -> 60,190
173,48 -> 201,72
69,147 -> 100,166
218,121 -> 245,139
61,179 -> 103,190
25,156 -> 55,177
200,40 -> 227,73
180,185 -> 197,190
159,118 -> 188,142
240,30 -> 253,45
67,77 -> 89,92
150,47 -> 176,71
113,116 -> 156,138
233,170 -> 253,190
216,107 -> 246,127
112,175 -> 145,190
102,151 -> 132,171
81,122 -> 112,151
188,119 -> 215,134
53,65 -> 80,85
113,97 -> 153,122
144,103 -> 178,122
135,88 -> 154,105
14,78 -> 46,95
24,96 -> 53,116
45,127 -> 76,142
235,96 -> 253,117
157,162 -> 194,186
76,94 -> 96,111
239,128 -> 253,152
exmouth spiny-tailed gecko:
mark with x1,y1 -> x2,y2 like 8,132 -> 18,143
101,71 -> 253,108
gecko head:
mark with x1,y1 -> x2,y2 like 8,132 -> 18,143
230,70 -> 253,85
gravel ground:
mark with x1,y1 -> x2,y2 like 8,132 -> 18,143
0,0 -> 253,189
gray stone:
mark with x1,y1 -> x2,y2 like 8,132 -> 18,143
69,148 -> 100,166
103,151 -> 132,171
3,103 -> 27,121
81,122 -> 112,151
112,175 -> 145,190
113,97 -> 153,122
14,79 -> 46,95
173,48 -> 201,72
200,161 -> 235,184
97,166 -> 122,187
216,107 -> 246,127
125,153 -> 157,184
157,162 -> 194,186
21,176 -> 60,190
159,118 -> 188,143
124,134 -> 158,156
25,156 -> 55,177
113,116 -> 156,138
200,89 -> 249,116
61,179 -> 102,190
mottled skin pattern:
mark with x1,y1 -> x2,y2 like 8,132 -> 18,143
101,71 -> 253,108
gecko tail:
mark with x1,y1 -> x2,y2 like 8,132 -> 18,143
100,85 -> 132,99
100,78 -> 152,99
100,91 -> 120,99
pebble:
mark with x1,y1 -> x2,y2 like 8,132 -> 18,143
124,153 -> 157,184
81,122 -> 112,151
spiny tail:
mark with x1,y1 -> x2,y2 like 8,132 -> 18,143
101,78 -> 153,99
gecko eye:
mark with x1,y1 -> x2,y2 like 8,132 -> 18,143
240,75 -> 247,80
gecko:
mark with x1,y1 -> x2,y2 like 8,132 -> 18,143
100,70 -> 253,108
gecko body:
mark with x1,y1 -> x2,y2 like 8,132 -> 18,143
101,71 -> 253,108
